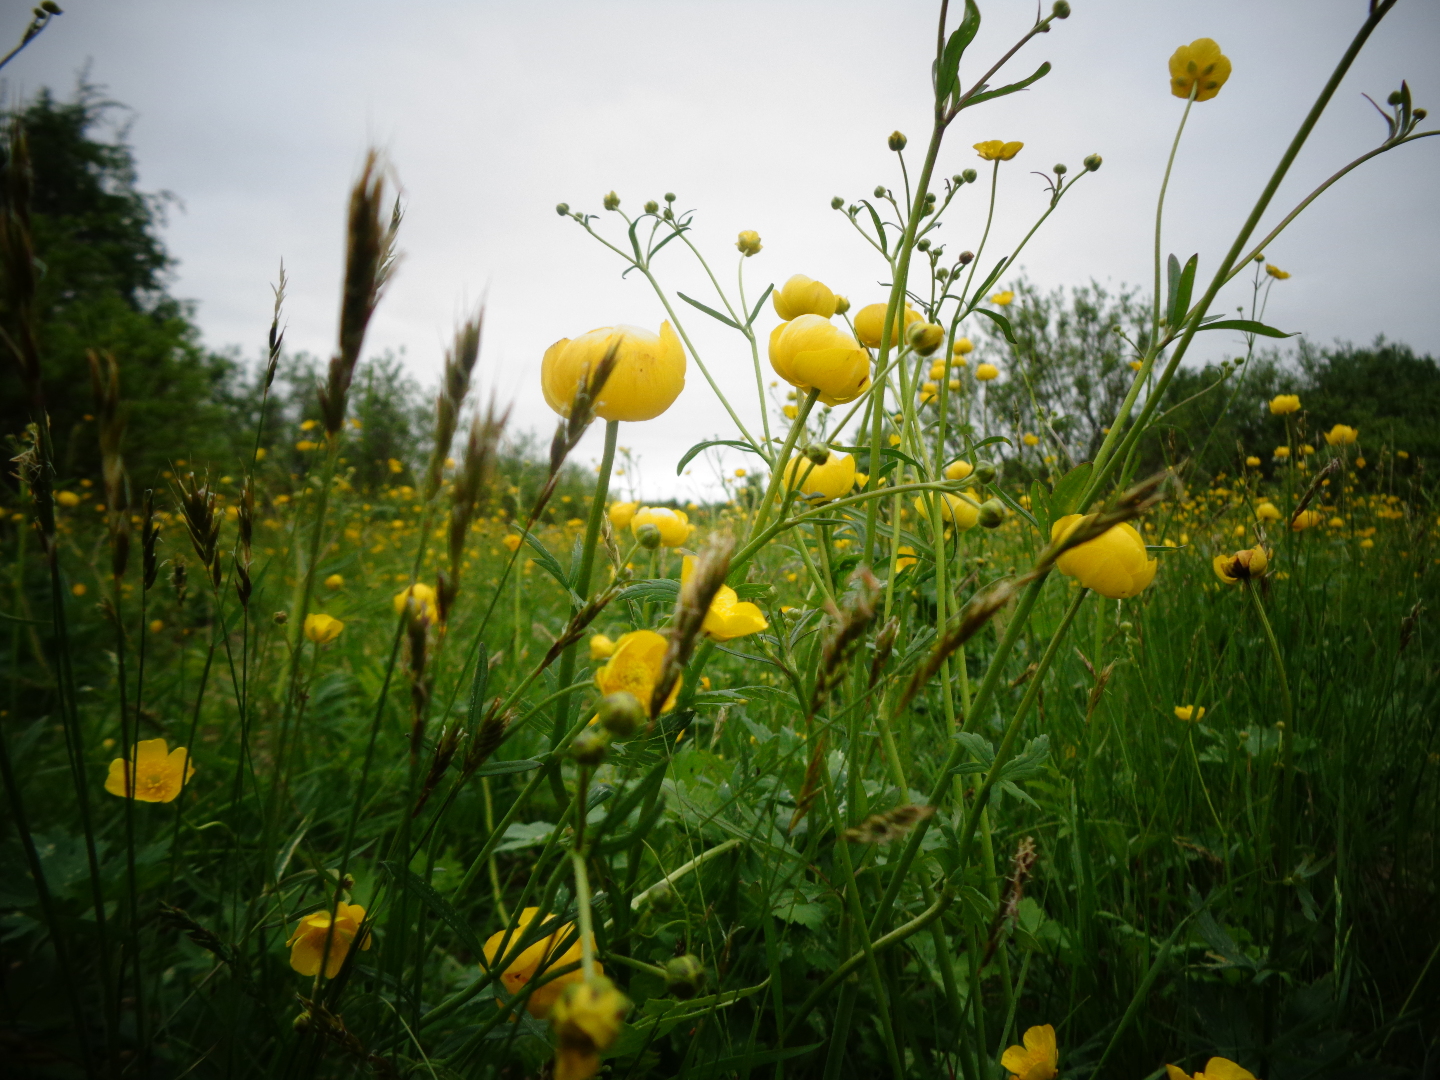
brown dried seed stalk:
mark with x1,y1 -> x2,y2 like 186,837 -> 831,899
177,474 -> 223,590
318,151 -> 395,437
463,706 -> 510,776
787,733 -> 828,835
140,489 -> 160,592
869,616 -> 900,689
540,581 -> 624,670
983,836 -> 1038,966
842,804 -> 936,844
293,997 -> 397,1080
0,118 -> 41,407
439,403 -> 508,622
413,720 -> 463,818
652,532 -> 735,719
1289,458 -> 1340,528
87,350 -> 130,580
426,311 -> 484,501
810,568 -> 880,714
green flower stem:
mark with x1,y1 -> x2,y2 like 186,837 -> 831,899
1085,2 -> 1398,510
1153,86 -> 1198,341
746,389 -> 819,548
1246,580 -> 1295,964
548,419 -> 619,803
737,254 -> 774,451
570,850 -> 598,981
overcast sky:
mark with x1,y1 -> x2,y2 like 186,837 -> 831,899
9,0 -> 1438,500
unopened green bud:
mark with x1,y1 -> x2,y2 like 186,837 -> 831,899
636,523 -> 662,550
570,728 -> 609,766
664,192 -> 676,202
831,196 -> 844,209
952,174 -> 964,185
1082,154 -> 1102,172
962,168 -> 978,183
555,202 -> 570,216
644,200 -> 659,214
1387,90 -> 1403,106
805,444 -> 831,467
973,461 -> 997,485
936,268 -> 949,281
957,250 -> 974,265
978,498 -> 1006,529
834,295 -> 850,315
1414,108 -> 1428,120
603,191 -> 621,211
664,954 -> 708,1000
646,882 -> 676,913
916,237 -> 931,252
597,691 -> 646,739
888,131 -> 908,151
873,185 -> 887,199
1053,163 -> 1067,175
273,611 -> 288,625
1052,0 -> 1071,18
1120,621 -> 1134,633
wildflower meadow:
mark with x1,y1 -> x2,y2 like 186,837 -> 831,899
1,3 -> 1437,1079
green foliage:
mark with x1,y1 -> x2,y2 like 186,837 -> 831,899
0,85 -> 234,489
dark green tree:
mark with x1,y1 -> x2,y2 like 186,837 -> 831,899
0,84 -> 233,491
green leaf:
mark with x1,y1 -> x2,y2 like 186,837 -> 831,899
519,527 -> 583,608
972,257 -> 1009,301
466,641 -> 489,728
862,200 -> 889,256
936,0 -> 981,104
734,582 -> 774,600
647,225 -> 687,263
0,611 -> 48,626
387,864 -> 488,959
746,283 -> 775,328
1196,319 -> 1297,338
1049,463 -> 1093,519
1174,253 -> 1197,326
619,578 -> 679,604
676,438 -> 764,475
472,758 -> 542,778
971,305 -> 1017,345
987,485 -> 1039,530
1164,253 -> 1181,326
497,821 -> 556,853
677,291 -> 740,330
1030,478 -> 1049,534
963,61 -> 1052,109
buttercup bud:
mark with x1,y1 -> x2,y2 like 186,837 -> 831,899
736,230 -> 762,257
664,192 -> 676,202
1415,108 -> 1428,120
978,498 -> 1006,529
916,238 -> 931,252
888,131 -> 907,151
664,955 -> 708,1000
1387,90 -> 1403,106
1083,154 -> 1102,172
644,200 -> 659,214
873,185 -> 887,199
833,295 -> 850,315
1053,163 -> 1068,175
556,202 -> 570,216
961,168 -> 978,183
973,461 -> 997,485
805,444 -> 832,467
646,882 -> 676,913
1052,0 -> 1071,18
273,611 -> 288,625
636,523 -> 663,550
603,191 -> 621,211
957,250 -> 974,265
570,728 -> 609,766
597,691 -> 646,739
831,195 -> 845,209
907,322 -> 945,356
952,174 -> 964,185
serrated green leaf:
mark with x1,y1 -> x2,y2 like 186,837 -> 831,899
619,578 -> 680,603
519,527 -> 583,608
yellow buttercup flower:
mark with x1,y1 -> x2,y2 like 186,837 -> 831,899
1001,1023 -> 1058,1080
908,322 -> 945,355
56,490 -> 81,507
595,630 -> 681,714
1165,1057 -> 1257,1080
916,492 -> 981,531
784,450 -> 856,503
1255,502 -> 1282,522
1051,515 -> 1158,599
393,582 -> 440,622
1213,545 -> 1270,584
1323,424 -> 1358,446
944,459 -> 973,481
735,230 -> 762,257
853,303 -> 922,349
104,738 -> 195,803
988,290 -> 1015,306
1245,456 -> 1262,467
1265,264 -> 1289,280
1023,433 -> 1040,447
324,573 -> 344,591
1174,705 -> 1206,722
1169,38 -> 1231,101
630,506 -> 690,547
287,902 -> 372,978
769,315 -> 872,405
953,337 -> 974,356
929,361 -> 948,380
1290,509 -> 1323,531
974,140 -> 1024,161
589,634 -> 616,660
683,557 -> 768,641
1273,446 -> 1291,459
975,363 -> 1000,381
502,534 -> 523,553
303,613 -> 345,645
482,907 -> 598,1018
541,322 -> 686,423
550,975 -> 630,1080
772,274 -> 837,320
895,545 -> 917,572
1268,394 -> 1300,416
919,381 -> 939,405
607,501 -> 639,530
